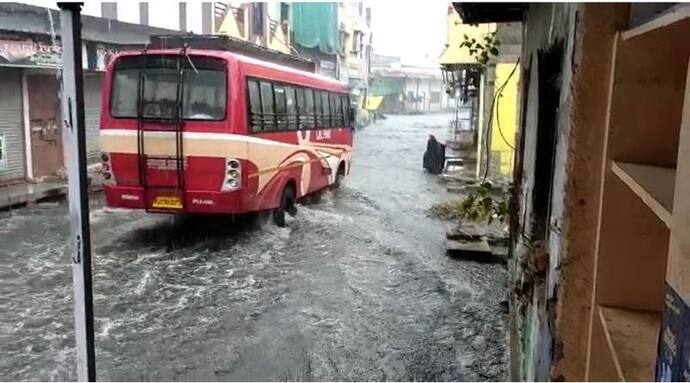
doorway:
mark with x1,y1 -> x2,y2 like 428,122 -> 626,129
27,74 -> 63,180
531,42 -> 564,241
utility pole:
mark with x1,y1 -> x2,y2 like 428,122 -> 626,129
58,2 -> 96,381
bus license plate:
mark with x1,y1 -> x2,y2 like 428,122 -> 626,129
152,196 -> 183,210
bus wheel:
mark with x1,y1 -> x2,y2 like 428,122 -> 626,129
333,163 -> 346,189
273,184 -> 296,227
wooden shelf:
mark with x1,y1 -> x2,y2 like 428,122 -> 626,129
599,306 -> 661,381
611,161 -> 675,227
622,6 -> 690,40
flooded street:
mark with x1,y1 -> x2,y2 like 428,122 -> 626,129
0,114 -> 507,381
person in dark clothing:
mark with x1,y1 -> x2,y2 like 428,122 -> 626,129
423,134 -> 445,174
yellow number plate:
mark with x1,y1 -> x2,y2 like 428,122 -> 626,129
152,196 -> 183,209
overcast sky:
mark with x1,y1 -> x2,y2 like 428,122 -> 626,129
368,0 -> 448,62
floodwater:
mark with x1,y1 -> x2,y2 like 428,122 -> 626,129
0,113 -> 507,381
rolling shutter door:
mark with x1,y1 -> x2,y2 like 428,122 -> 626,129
84,73 -> 103,164
0,69 -> 26,183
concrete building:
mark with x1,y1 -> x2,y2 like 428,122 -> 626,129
0,2 -> 178,186
337,2 -> 372,109
213,2 -> 293,55
370,55 -> 450,114
26,1 -> 294,54
456,3 -> 690,381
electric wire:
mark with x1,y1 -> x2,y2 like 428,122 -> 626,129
482,58 -> 520,181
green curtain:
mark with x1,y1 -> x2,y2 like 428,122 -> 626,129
290,3 -> 338,55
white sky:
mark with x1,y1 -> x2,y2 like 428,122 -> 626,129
368,0 -> 448,62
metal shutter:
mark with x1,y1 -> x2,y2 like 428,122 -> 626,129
84,73 -> 103,164
0,69 -> 26,183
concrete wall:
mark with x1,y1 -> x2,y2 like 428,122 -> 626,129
402,78 -> 447,112
510,4 -> 575,381
510,3 -> 631,381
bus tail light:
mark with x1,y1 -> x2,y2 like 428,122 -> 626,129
222,158 -> 241,191
101,152 -> 115,185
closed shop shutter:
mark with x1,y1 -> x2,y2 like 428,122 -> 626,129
0,69 -> 26,184
84,73 -> 103,164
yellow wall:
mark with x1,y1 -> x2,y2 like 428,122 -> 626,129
268,28 -> 291,54
217,12 -> 244,40
490,62 -> 520,175
439,6 -> 495,65
216,11 -> 291,55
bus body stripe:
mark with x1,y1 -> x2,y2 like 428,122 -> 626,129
100,129 -> 351,195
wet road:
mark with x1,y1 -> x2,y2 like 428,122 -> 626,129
0,113 -> 507,381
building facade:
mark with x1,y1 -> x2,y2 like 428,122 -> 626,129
337,2 -> 372,111
440,5 -> 521,178
0,1 -> 324,187
370,55 -> 450,114
0,2 -> 178,186
213,2 -> 292,55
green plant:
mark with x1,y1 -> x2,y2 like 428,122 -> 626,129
431,182 -> 510,224
460,31 -> 500,66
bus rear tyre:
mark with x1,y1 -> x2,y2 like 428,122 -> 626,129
333,163 -> 346,189
273,184 -> 296,227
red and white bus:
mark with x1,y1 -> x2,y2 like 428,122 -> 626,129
99,43 -> 354,225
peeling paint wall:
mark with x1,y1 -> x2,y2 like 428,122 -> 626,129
510,3 -> 575,381
510,3 -> 632,381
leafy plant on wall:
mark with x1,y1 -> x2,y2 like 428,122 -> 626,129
460,30 -> 500,66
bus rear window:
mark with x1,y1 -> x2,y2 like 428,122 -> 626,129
110,55 -> 227,121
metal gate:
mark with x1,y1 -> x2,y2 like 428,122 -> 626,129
0,69 -> 24,184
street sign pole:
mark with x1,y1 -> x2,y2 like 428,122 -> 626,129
57,3 -> 96,381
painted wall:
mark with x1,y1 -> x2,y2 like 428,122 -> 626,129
490,62 -> 520,176
339,1 -> 372,85
215,5 -> 292,55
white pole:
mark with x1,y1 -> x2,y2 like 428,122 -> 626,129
58,2 -> 96,381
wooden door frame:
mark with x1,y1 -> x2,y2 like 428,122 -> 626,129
24,69 -> 63,181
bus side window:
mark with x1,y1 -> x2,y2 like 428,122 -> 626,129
285,86 -> 297,130
314,89 -> 322,129
339,95 -> 347,126
260,81 -> 274,132
330,93 -> 340,127
304,88 -> 315,129
296,87 -> 305,129
247,80 -> 262,133
346,94 -> 353,126
274,84 -> 287,131
320,91 -> 330,128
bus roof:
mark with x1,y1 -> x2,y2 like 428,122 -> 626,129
111,49 -> 348,92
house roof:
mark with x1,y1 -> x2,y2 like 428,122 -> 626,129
453,3 -> 526,24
